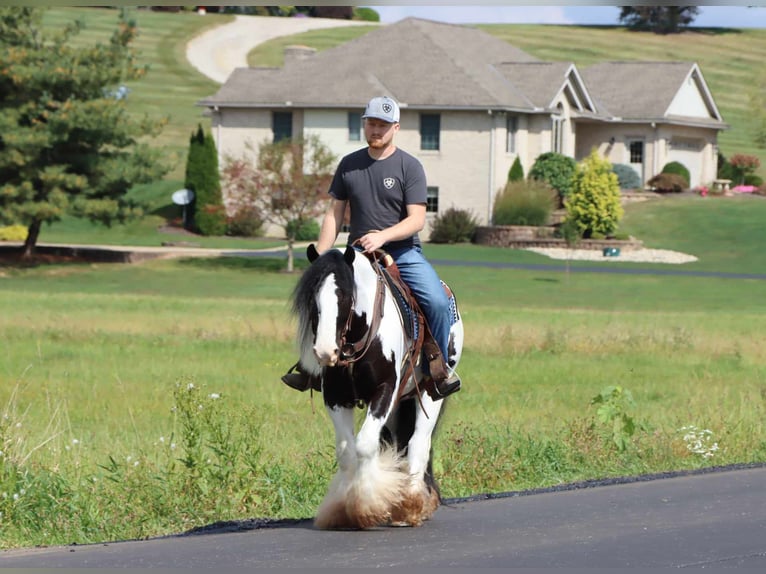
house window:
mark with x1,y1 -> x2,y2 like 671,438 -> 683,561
420,114 -> 440,151
629,141 -> 644,164
426,186 -> 439,213
551,115 -> 564,153
272,112 -> 293,142
506,116 -> 518,153
348,112 -> 361,141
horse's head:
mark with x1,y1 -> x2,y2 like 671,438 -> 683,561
293,244 -> 356,368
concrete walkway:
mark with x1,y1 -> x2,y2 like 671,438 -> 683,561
185,14 -> 377,84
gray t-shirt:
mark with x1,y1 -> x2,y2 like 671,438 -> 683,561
329,147 -> 427,250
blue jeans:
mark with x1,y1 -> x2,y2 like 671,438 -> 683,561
387,246 -> 451,365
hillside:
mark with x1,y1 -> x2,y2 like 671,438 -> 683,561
35,8 -> 766,178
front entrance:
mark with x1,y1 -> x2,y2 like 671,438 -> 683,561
627,139 -> 645,186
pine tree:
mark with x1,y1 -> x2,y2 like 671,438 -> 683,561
185,125 -> 225,236
0,7 -> 169,257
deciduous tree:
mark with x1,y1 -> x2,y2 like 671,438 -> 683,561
618,6 -> 699,34
222,135 -> 336,272
0,7 -> 169,257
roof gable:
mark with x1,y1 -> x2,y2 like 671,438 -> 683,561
666,63 -> 722,121
581,61 -> 723,123
493,62 -> 597,113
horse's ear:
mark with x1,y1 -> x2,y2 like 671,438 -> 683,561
307,243 -> 320,263
343,245 -> 356,266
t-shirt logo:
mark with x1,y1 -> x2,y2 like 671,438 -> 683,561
383,177 -> 395,189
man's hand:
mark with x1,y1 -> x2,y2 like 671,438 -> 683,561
358,231 -> 387,253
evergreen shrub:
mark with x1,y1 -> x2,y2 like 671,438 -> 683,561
611,163 -> 642,190
528,152 -> 577,204
508,156 -> 524,182
565,149 -> 623,238
429,208 -> 478,243
493,180 -> 557,227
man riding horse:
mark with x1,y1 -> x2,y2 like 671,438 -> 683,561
282,96 -> 461,399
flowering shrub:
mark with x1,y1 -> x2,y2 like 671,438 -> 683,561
731,185 -> 758,194
728,154 -> 761,184
695,185 -> 709,197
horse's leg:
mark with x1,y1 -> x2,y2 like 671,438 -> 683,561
390,392 -> 444,526
343,401 -> 408,529
314,405 -> 357,530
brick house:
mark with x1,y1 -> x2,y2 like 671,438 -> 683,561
198,17 -> 727,232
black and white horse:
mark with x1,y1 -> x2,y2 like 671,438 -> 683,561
291,244 -> 463,529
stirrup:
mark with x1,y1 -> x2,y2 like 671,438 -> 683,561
281,363 -> 314,392
433,371 -> 461,399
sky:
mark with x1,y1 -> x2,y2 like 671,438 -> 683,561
370,5 -> 766,29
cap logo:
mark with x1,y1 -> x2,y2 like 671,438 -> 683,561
382,103 -> 393,114
383,178 -> 395,189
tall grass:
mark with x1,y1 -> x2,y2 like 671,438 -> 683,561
1,239 -> 765,547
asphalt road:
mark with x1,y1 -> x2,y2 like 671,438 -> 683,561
3,465 -> 765,567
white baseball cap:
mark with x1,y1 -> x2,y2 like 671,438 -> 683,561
362,96 -> 400,123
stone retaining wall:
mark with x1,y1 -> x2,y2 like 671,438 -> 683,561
474,225 -> 643,251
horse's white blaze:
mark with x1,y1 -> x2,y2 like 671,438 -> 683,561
313,274 -> 341,366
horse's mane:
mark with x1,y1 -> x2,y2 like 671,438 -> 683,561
292,248 -> 356,326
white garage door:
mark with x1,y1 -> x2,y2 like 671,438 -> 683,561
667,137 -> 703,188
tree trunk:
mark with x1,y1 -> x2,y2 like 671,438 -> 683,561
286,236 -> 295,273
22,219 -> 42,259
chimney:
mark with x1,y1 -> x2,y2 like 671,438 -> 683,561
284,45 -> 317,66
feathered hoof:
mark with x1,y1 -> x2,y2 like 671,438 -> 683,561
389,482 -> 441,527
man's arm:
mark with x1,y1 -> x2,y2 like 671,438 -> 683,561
316,199 -> 347,253
357,203 -> 426,253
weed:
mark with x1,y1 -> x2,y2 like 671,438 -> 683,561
590,385 -> 637,452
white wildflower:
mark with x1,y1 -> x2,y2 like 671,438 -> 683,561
679,425 -> 719,458
208,393 -> 220,400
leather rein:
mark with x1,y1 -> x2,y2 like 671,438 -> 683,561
336,249 -> 387,368
333,247 -> 428,415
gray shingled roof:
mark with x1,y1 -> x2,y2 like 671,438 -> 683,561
493,62 -> 578,110
199,18 -> 725,130
199,17 -> 544,111
582,61 -> 704,120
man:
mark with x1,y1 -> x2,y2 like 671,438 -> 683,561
281,96 -> 461,399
